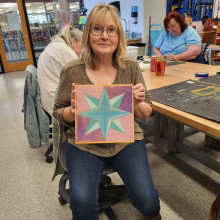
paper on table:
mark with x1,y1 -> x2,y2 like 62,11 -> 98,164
138,61 -> 150,70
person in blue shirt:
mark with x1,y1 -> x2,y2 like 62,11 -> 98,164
153,11 -> 201,61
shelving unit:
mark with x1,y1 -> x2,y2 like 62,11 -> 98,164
216,23 -> 220,45
213,21 -> 220,62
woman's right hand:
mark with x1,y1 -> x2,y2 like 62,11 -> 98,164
153,47 -> 163,58
156,53 -> 163,59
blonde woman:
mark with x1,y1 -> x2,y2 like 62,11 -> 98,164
53,4 -> 161,220
37,25 -> 82,116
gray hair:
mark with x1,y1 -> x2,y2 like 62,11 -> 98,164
52,25 -> 82,48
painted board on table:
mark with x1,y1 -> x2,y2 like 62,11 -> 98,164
149,78 -> 220,123
75,84 -> 134,144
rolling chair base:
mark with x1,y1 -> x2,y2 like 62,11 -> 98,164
45,143 -> 53,163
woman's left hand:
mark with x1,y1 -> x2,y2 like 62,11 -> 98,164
166,53 -> 177,61
133,83 -> 145,105
133,83 -> 152,119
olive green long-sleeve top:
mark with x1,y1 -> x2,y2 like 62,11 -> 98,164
53,56 -> 152,157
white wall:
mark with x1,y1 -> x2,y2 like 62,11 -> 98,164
143,0 -> 166,54
192,21 -> 203,32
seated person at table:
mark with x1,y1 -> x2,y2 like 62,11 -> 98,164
153,11 -> 201,61
203,16 -> 216,31
53,3 -> 161,220
202,16 -> 209,26
37,25 -> 82,116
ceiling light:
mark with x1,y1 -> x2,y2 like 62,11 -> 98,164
0,3 -> 16,8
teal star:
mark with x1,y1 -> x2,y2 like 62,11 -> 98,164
78,88 -> 130,140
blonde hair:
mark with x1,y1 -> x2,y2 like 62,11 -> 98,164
52,25 -> 82,48
82,3 -> 127,69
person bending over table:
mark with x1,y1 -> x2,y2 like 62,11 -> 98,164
153,11 -> 201,61
37,25 -> 82,116
53,4 -> 161,220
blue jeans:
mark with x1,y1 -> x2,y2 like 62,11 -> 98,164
66,140 -> 160,220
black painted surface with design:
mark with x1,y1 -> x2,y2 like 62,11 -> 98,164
149,76 -> 220,123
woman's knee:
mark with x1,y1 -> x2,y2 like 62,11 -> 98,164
69,189 -> 99,218
132,190 -> 160,216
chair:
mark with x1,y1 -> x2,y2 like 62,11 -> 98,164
135,118 -> 154,144
45,117 -> 53,163
188,43 -> 209,64
149,24 -> 163,56
23,64 -> 53,163
57,140 -> 128,220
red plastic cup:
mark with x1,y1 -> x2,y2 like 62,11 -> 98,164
155,60 -> 166,76
150,57 -> 157,72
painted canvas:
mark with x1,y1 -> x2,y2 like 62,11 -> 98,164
75,85 -> 134,144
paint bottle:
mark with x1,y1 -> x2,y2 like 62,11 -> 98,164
150,57 -> 157,72
132,31 -> 135,38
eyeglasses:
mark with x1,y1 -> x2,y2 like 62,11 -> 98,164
90,26 -> 118,37
167,23 -> 177,30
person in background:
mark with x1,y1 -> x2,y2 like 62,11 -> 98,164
153,11 -> 201,61
203,16 -> 216,31
53,4 -> 161,220
37,25 -> 82,116
202,15 -> 209,26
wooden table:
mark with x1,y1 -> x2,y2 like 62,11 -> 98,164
142,62 -> 220,173
127,39 -> 142,45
